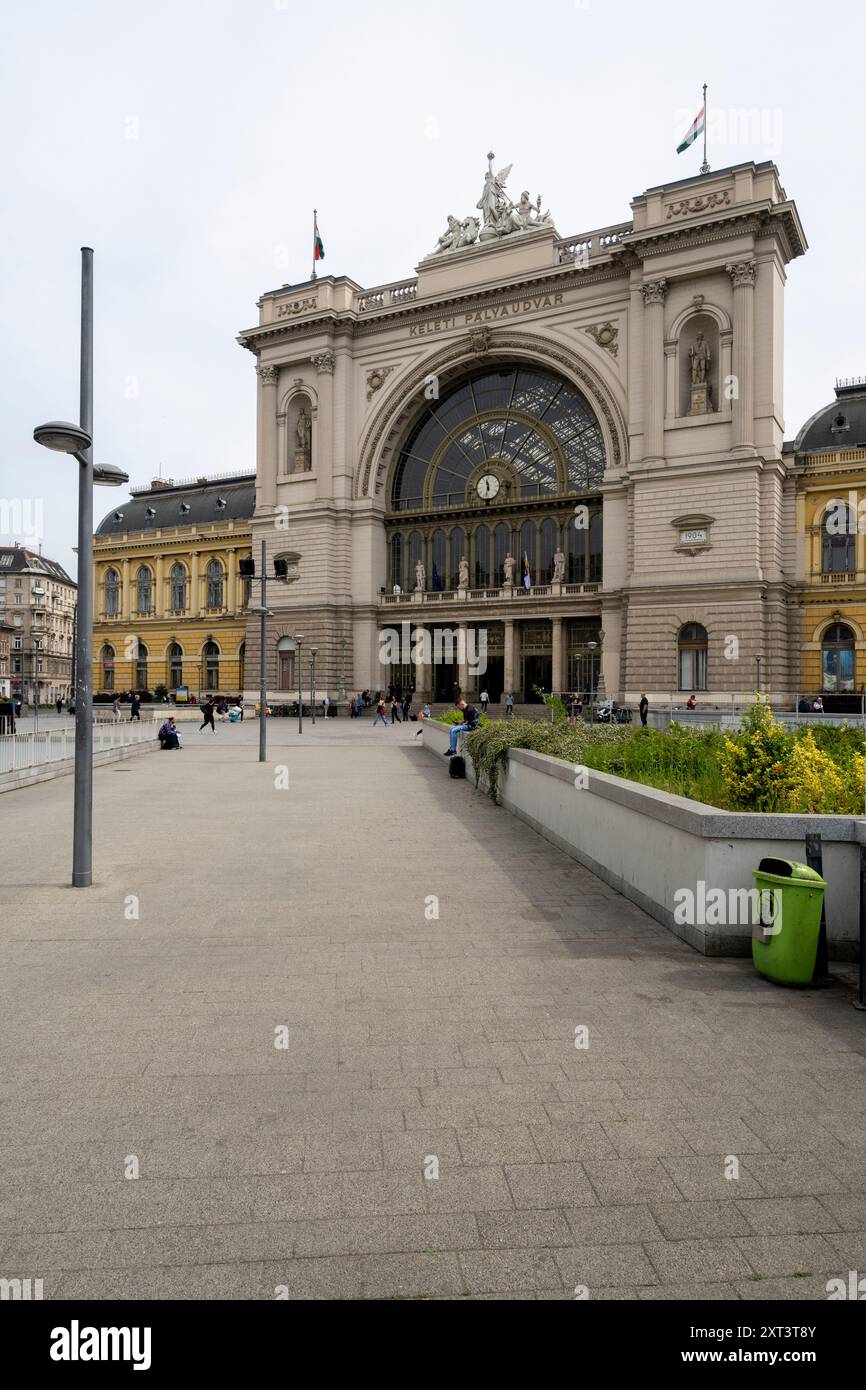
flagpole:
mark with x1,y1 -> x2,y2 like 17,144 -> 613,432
700,83 -> 710,175
311,208 -> 317,281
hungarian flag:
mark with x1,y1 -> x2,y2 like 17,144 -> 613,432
314,218 -> 325,263
677,104 -> 705,154
522,552 -> 532,590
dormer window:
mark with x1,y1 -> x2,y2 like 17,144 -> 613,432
216,497 -> 227,510
179,502 -> 191,514
831,413 -> 849,435
145,507 -> 156,520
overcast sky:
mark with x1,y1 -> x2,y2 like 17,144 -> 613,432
2,0 -> 863,578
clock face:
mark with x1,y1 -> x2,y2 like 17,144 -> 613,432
476,473 -> 500,500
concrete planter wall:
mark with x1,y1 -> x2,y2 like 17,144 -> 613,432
423,720 -> 862,959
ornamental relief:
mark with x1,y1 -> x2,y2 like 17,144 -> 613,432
666,190 -> 731,219
584,321 -> 619,358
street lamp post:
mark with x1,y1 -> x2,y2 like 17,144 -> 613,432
33,248 -> 128,887
310,648 -> 318,725
756,654 -> 763,695
295,635 -> 305,733
586,640 -> 598,714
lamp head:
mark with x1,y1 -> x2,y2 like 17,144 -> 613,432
33,420 -> 92,454
93,463 -> 129,487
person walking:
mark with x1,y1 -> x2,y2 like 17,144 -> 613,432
401,693 -> 411,722
372,697 -> 388,727
444,698 -> 480,757
199,697 -> 216,733
639,692 -> 649,727
55,696 -> 63,716
390,696 -> 402,724
505,691 -> 514,718
480,689 -> 489,714
129,692 -> 141,721
112,697 -> 120,720
322,694 -> 331,719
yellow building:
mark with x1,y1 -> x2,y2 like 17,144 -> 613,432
93,473 -> 254,698
793,379 -> 866,706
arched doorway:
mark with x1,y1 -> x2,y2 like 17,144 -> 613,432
203,640 -> 220,691
822,622 -> 855,692
277,636 -> 296,691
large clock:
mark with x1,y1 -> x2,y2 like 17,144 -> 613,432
476,473 -> 501,501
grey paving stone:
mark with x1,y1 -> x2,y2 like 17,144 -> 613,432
476,1210 -> 573,1248
637,1283 -> 739,1300
529,1123 -> 617,1163
736,1233 -> 840,1277
381,1130 -> 463,1170
505,1162 -> 597,1209
734,1273 -> 835,1300
737,1197 -> 841,1236
302,1132 -> 383,1172
582,1159 -> 684,1206
456,1127 -> 542,1166
601,1120 -> 694,1159
554,1243 -> 658,1288
257,1252 -> 463,1300
660,1156 -> 766,1201
291,1213 -> 479,1257
564,1205 -> 665,1244
645,1238 -> 754,1284
459,1248 -> 563,1294
649,1201 -> 752,1240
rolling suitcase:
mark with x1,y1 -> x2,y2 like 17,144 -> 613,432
448,754 -> 466,779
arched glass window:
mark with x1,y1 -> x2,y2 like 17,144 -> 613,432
277,636 -> 296,691
474,525 -> 490,588
170,564 -> 187,612
391,366 -> 605,510
204,640 -> 220,691
135,641 -> 148,690
449,527 -> 465,590
168,642 -> 183,688
101,643 -> 115,690
104,568 -> 120,617
678,623 -> 708,691
136,566 -> 152,614
207,559 -> 224,609
822,622 -> 855,693
568,511 -> 586,582
539,518 -> 557,584
389,534 -> 403,591
520,521 -> 536,586
822,505 -> 855,574
493,523 -> 511,585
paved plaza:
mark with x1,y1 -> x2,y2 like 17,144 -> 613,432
1,717 -> 865,1301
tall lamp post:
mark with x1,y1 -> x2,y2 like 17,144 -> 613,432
586,640 -> 598,713
310,647 -> 318,725
295,634 -> 305,734
33,247 -> 128,887
755,654 -> 763,695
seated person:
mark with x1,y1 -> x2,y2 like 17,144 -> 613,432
444,698 -> 480,757
158,717 -> 181,749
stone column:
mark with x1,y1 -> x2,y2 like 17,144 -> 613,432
310,349 -> 335,487
457,621 -> 469,697
227,548 -> 237,614
121,558 -> 131,621
641,279 -> 668,462
189,551 -> 199,616
503,618 -> 515,698
258,365 -> 279,507
726,260 -> 756,452
551,616 -> 564,696
155,554 -> 164,618
413,625 -> 431,699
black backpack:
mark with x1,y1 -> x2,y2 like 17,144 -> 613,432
448,754 -> 466,779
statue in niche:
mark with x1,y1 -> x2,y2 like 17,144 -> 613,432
295,403 -> 312,470
552,548 -> 566,582
502,552 -> 515,585
458,556 -> 469,589
689,333 -> 711,386
687,331 -> 714,415
414,559 -> 426,592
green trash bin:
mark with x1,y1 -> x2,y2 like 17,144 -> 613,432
751,856 -> 826,986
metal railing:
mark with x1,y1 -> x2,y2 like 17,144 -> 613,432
0,721 -> 155,774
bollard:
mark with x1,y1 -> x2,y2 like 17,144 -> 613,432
805,832 -> 830,983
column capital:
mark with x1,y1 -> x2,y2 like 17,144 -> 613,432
726,259 -> 757,289
258,364 -> 279,386
310,349 -> 336,375
641,278 -> 668,306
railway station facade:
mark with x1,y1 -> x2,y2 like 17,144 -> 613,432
238,155 -> 806,706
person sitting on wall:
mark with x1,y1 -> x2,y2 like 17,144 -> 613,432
686,694 -> 697,710
158,717 -> 181,750
444,698 -> 480,757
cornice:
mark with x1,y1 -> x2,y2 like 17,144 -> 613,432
237,262 -> 629,355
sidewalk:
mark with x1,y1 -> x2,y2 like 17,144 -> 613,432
0,719 -> 864,1300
